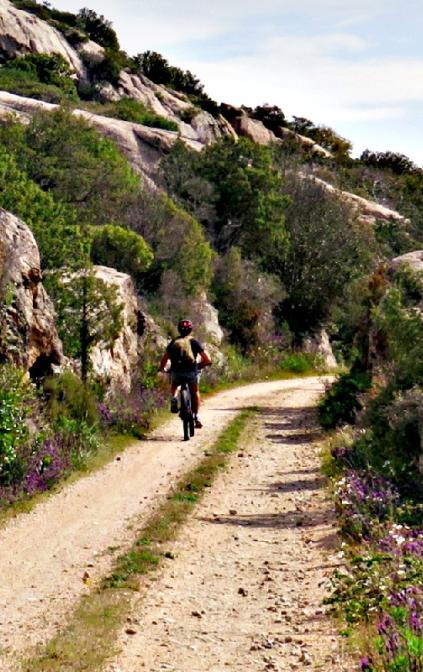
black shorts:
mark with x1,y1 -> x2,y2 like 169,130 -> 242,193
171,371 -> 199,386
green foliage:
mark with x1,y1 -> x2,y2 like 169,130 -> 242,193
126,190 -> 214,296
0,52 -> 78,104
359,386 -> 423,491
291,116 -> 352,157
162,137 -> 289,269
213,247 -> 283,352
76,8 -> 119,50
132,50 -> 219,114
374,270 -> 423,387
279,173 -> 374,332
0,109 -> 139,228
318,371 -> 371,429
279,352 -> 317,373
84,97 -> 178,131
249,104 -> 287,133
361,150 -> 419,176
0,144 -> 83,269
91,225 -> 153,277
87,48 -> 128,86
43,371 -> 100,427
0,366 -> 34,485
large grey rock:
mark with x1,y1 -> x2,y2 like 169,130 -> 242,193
0,208 -> 63,374
303,328 -> 337,370
390,250 -> 423,274
89,266 -> 140,391
89,266 -> 167,391
0,0 -> 85,76
189,291 -> 224,345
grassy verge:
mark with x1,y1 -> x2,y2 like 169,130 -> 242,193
22,408 -> 256,672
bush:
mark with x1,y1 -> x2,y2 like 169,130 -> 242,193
86,97 -> 178,131
0,54 -> 78,102
126,191 -> 215,296
318,371 -> 371,429
76,8 -> 119,50
0,144 -> 82,269
0,366 -> 34,486
43,372 -> 100,427
91,225 -> 153,278
279,352 -> 316,373
0,109 -> 140,228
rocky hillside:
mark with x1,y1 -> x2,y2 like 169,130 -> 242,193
0,0 -> 413,233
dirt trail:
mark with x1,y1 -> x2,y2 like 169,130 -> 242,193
106,381 -> 351,672
0,377 -> 329,670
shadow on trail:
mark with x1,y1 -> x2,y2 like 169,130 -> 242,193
263,475 -> 325,494
199,508 -> 330,531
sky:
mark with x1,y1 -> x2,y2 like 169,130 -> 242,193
52,0 -> 423,166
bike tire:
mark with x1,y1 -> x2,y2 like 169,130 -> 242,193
189,415 -> 195,437
183,416 -> 190,441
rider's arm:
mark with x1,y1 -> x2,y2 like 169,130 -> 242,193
199,350 -> 212,367
159,351 -> 170,372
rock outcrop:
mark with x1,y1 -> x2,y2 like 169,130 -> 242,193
189,291 -> 224,345
302,328 -> 337,370
89,266 -> 168,391
0,208 -> 63,375
300,172 -> 409,228
0,0 -> 85,76
89,265 -> 140,391
389,250 -> 423,275
0,91 -> 202,187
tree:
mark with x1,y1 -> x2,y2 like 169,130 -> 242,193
279,174 -> 374,333
125,191 -> 215,296
91,225 -> 153,278
50,269 -> 123,383
198,137 -> 289,268
77,8 -> 119,50
213,248 -> 284,353
252,104 -> 287,133
360,150 -> 419,176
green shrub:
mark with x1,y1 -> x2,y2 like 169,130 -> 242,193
213,247 -> 283,353
0,144 -> 82,269
91,224 -> 153,277
319,371 -> 371,429
86,97 -> 179,131
0,366 -> 34,486
279,352 -> 317,373
354,385 -> 423,494
0,69 -> 70,103
0,109 -> 140,229
0,54 -> 78,102
76,8 -> 119,50
43,372 -> 100,427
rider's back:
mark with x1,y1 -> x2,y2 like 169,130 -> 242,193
167,336 -> 201,373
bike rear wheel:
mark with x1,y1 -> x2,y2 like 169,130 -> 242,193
181,387 -> 193,441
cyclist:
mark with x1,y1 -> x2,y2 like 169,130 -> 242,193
159,319 -> 211,428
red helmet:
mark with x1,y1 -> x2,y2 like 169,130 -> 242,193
177,319 -> 193,335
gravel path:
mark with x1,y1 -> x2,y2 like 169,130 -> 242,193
0,377 -> 330,671
106,381 -> 351,672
